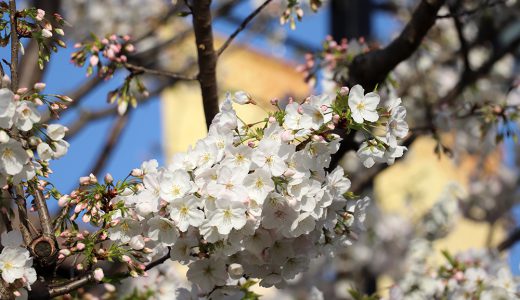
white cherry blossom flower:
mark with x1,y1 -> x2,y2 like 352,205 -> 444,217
169,195 -> 205,232
0,88 -> 15,129
0,140 -> 29,175
208,193 -> 247,235
244,169 -> 274,205
14,101 -> 41,131
348,84 -> 380,123
46,124 -> 68,141
187,258 -> 228,293
160,169 -> 193,202
147,216 -> 179,246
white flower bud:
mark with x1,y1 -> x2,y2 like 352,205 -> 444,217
0,130 -> 9,143
228,263 -> 244,279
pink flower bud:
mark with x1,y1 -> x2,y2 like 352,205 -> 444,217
90,55 -> 99,66
121,255 -> 131,262
281,130 -> 295,142
79,176 -> 90,185
268,116 -> 276,123
59,249 -> 71,256
270,98 -> 278,105
82,214 -> 91,223
34,82 -> 46,91
125,44 -> 135,52
17,87 -> 28,94
34,98 -> 44,106
131,168 -> 143,177
58,195 -> 70,207
76,242 -> 85,250
332,114 -> 340,124
93,268 -> 104,281
89,173 -> 98,183
36,9 -> 45,21
247,141 -> 255,148
76,264 -> 84,270
340,86 -> 349,96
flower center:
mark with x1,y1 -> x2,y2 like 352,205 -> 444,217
356,102 -> 365,111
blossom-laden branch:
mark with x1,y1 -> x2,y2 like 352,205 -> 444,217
216,0 -> 273,57
191,0 -> 220,130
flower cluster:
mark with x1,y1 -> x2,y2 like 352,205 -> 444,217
0,83 -> 71,186
388,246 -> 520,300
71,35 -> 147,115
0,231 -> 36,294
57,86 -> 408,297
297,36 -> 369,90
350,85 -> 409,168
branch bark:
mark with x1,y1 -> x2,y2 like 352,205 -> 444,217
9,0 -> 18,90
191,0 -> 220,130
348,0 -> 446,89
497,227 -> 520,252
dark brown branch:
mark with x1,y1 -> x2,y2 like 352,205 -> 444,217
216,0 -> 273,56
348,0 -> 446,89
438,33 -> 520,107
437,0 -> 507,19
450,3 -> 470,72
89,111 -> 131,177
497,228 -> 520,252
9,0 -> 18,90
123,62 -> 197,81
192,0 -> 219,130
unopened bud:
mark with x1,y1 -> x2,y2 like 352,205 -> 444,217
131,168 -> 143,177
94,268 -> 104,281
339,86 -> 349,96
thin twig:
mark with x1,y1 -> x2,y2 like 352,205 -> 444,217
217,0 -> 273,56
48,248 -> 172,297
437,0 -> 507,18
497,227 -> 520,252
123,62 -> 197,81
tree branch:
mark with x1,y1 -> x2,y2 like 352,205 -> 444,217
348,0 -> 446,89
48,249 -> 171,298
497,227 -> 520,252
123,62 -> 197,81
191,0 -> 219,130
89,111 -> 131,177
437,0 -> 507,19
217,0 -> 273,56
9,0 -> 18,90
438,33 -> 520,107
